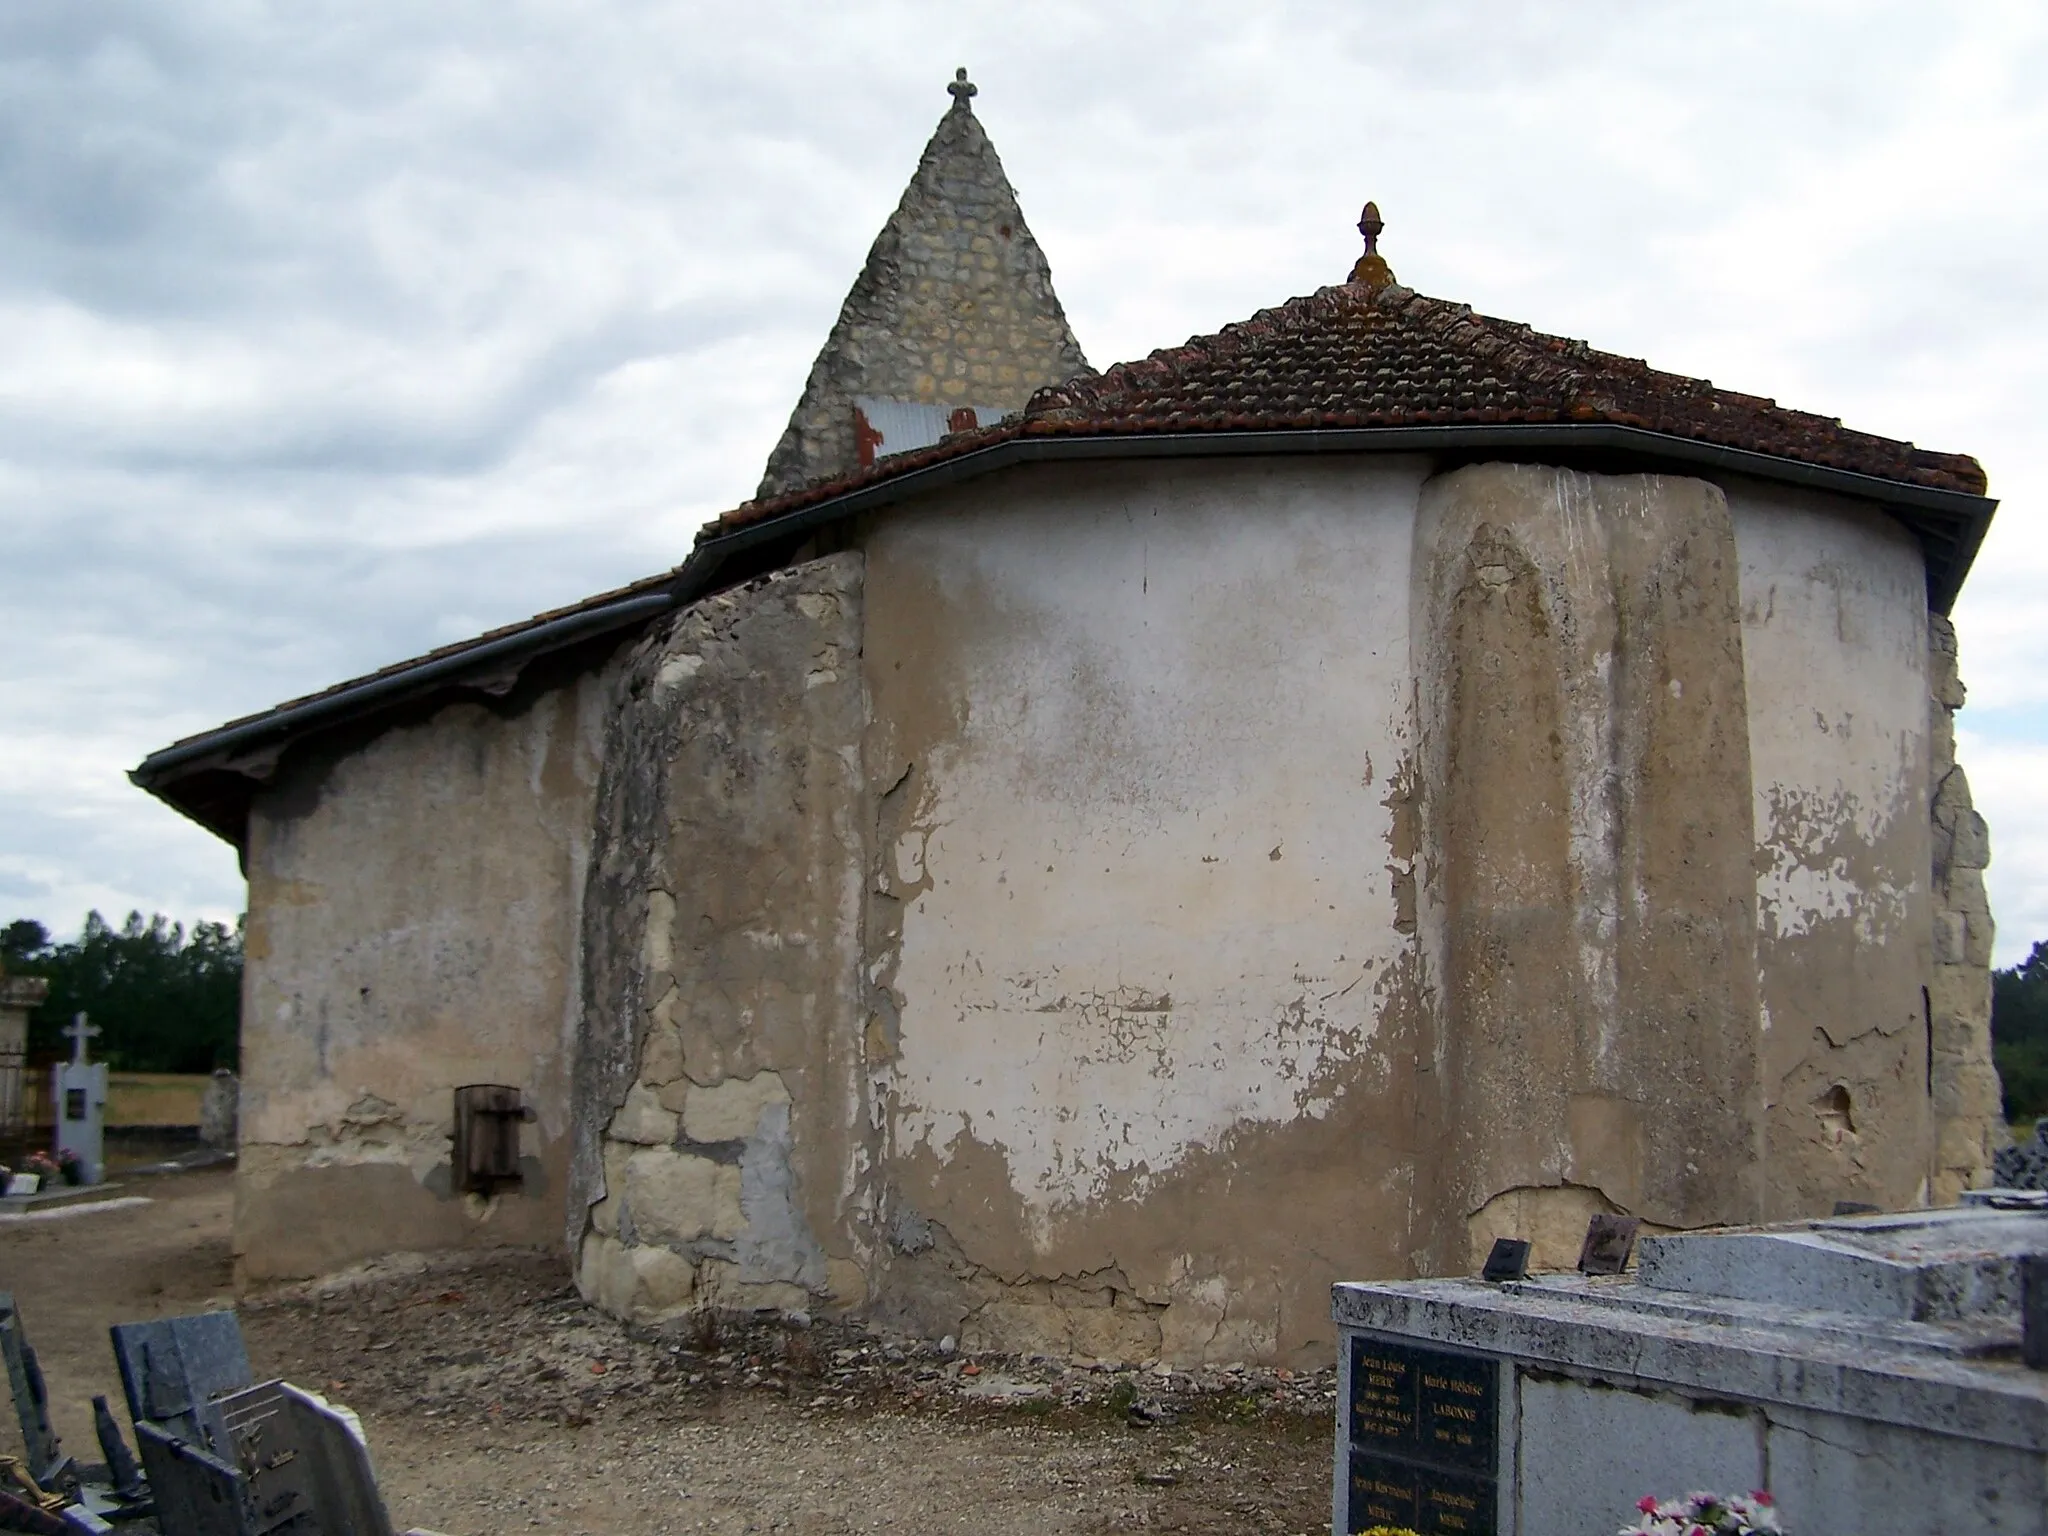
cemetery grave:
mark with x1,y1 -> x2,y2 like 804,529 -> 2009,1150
3,1019 -> 115,1215
1335,1201 -> 2048,1535
3,1287 -> 448,1533
28,1139 -> 2048,1533
0,1171 -> 1333,1535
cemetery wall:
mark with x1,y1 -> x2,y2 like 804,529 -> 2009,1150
105,1073 -> 211,1128
235,654 -> 622,1282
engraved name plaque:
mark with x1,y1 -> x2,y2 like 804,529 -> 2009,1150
1347,1336 -> 1499,1534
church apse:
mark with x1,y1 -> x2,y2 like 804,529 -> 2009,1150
135,162 -> 1996,1348
569,451 -> 1971,1362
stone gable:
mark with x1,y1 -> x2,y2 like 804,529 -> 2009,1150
755,74 -> 1090,499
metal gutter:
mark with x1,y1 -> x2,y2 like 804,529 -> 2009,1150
130,590 -> 677,787
687,422 -> 1996,613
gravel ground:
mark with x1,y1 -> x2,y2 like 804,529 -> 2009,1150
4,1172 -> 1337,1536
244,1250 -> 1339,1536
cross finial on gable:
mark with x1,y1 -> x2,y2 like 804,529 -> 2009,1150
64,1011 -> 100,1067
948,68 -> 977,110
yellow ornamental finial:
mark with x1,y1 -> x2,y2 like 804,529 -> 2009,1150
1348,201 -> 1395,289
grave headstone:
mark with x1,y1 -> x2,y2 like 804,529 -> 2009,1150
51,1015 -> 106,1187
199,1071 -> 239,1151
132,1378 -> 400,1536
0,1292 -> 67,1488
217,1381 -> 395,1536
132,1420 -> 250,1536
1333,1204 -> 2048,1536
109,1310 -> 252,1461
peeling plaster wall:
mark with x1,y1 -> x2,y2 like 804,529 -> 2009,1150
237,662 -> 621,1282
571,555 -> 869,1323
861,457 -> 1434,1366
1729,482 -> 1938,1215
549,457 -> 1964,1366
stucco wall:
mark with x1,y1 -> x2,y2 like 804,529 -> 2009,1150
1729,482 -> 1937,1215
238,659 -> 620,1281
574,455 -> 1963,1364
861,457 -> 1434,1363
526,451 -> 1965,1367
1413,465 -> 1766,1267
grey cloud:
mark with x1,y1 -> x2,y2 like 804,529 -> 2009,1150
2,1 -> 2046,961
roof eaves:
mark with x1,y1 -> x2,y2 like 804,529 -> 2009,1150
691,420 -> 1995,614
130,582 -> 684,844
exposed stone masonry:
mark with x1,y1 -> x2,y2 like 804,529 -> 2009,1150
571,554 -> 867,1323
1928,614 -> 2001,1204
755,77 -> 1090,499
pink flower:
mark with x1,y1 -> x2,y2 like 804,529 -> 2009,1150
1639,1496 -> 1660,1513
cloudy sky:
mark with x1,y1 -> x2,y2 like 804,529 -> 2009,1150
3,2 -> 2044,963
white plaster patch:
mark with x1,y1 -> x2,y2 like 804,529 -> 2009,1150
871,461 -> 1421,1236
655,651 -> 704,691
643,889 -> 676,975
1757,851 -> 1863,940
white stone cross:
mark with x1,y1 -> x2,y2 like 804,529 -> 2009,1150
64,1012 -> 99,1067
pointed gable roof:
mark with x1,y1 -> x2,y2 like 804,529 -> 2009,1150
755,70 -> 1090,499
708,275 -> 1991,612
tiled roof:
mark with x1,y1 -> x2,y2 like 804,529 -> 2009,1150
709,280 -> 1984,536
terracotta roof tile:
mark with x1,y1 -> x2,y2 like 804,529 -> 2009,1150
709,281 -> 1984,536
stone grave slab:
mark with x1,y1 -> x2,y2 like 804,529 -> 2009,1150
0,1182 -> 126,1215
110,1310 -> 252,1461
0,1291 -> 67,1487
1332,1206 -> 2048,1535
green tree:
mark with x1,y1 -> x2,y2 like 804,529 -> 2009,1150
1993,940 -> 2048,1122
3,911 -> 242,1073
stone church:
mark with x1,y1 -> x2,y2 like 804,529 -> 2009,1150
134,76 -> 2001,1364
